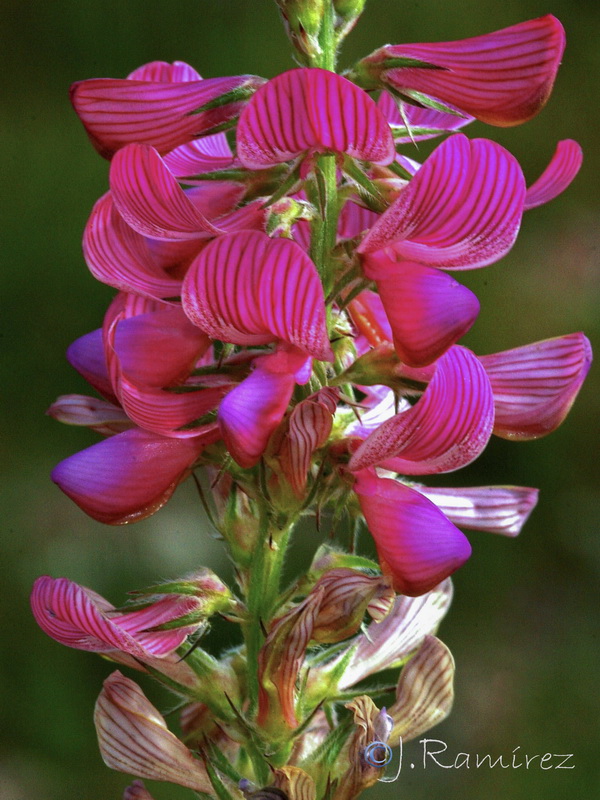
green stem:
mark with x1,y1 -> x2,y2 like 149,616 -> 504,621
244,504 -> 296,716
316,1 -> 336,72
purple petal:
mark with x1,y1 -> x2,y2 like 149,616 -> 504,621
524,140 -> 583,210
365,256 -> 480,366
354,471 -> 471,596
51,427 -> 216,524
182,230 -> 332,360
378,90 -> 473,142
418,485 -> 539,536
127,61 -> 202,82
83,193 -> 184,299
479,333 -> 592,440
359,135 -> 526,269
372,16 -> 565,127
70,73 -> 264,158
237,68 -> 395,168
217,350 -> 306,468
163,135 -> 234,181
349,346 -> 494,474
109,145 -> 223,240
66,328 -> 115,401
337,199 -> 380,241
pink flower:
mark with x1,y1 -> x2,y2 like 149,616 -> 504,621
31,576 -> 204,659
352,16 -> 565,127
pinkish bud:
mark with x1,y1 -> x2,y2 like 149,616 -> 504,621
130,567 -> 233,619
94,671 -> 211,792
123,781 -> 155,800
274,1 -> 326,61
310,568 -> 395,643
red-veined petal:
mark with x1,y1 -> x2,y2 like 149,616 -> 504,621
371,16 -> 565,127
349,346 -> 494,474
417,485 -> 539,536
359,135 -> 526,269
524,140 -> 583,210
237,68 -> 395,168
479,333 -> 592,440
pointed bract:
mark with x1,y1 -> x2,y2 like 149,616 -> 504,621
237,68 -> 395,168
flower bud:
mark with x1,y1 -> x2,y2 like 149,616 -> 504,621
129,567 -> 233,620
123,781 -> 155,800
94,671 -> 211,792
274,1 -> 325,61
310,568 -> 395,643
333,0 -> 367,42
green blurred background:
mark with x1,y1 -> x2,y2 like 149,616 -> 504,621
2,0 -> 598,798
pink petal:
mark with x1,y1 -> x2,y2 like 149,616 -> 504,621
163,135 -> 234,181
217,351 -> 304,468
365,256 -> 480,366
112,308 -> 210,387
277,387 -> 339,495
417,485 -> 539,536
83,193 -> 184,299
182,230 -> 332,360
127,61 -> 203,82
378,90 -> 473,142
373,16 -> 565,126
359,134 -> 526,269
524,140 -> 583,210
70,73 -> 263,158
66,328 -> 116,401
348,290 -> 394,350
354,471 -> 471,596
110,596 -> 200,656
109,145 -> 222,240
479,333 -> 592,440
349,346 -> 494,474
51,427 -> 216,524
237,68 -> 395,168
337,200 -> 380,241
31,577 -> 147,657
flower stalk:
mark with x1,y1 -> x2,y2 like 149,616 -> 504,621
32,2 -> 590,798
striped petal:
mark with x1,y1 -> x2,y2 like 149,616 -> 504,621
217,350 -> 306,468
479,333 -> 592,440
378,90 -> 473,142
524,139 -> 583,210
127,61 -> 203,82
237,68 -> 395,168
349,346 -> 494,474
47,394 -> 132,436
369,16 -> 565,127
354,471 -> 471,596
94,672 -> 211,791
30,577 -> 186,658
336,581 -> 453,689
51,427 -> 216,524
364,256 -> 480,366
359,134 -> 526,268
110,145 -> 223,240
83,193 -> 184,299
418,485 -> 539,536
388,635 -> 454,745
182,230 -> 332,360
277,387 -> 339,495
71,72 -> 263,158
163,134 -> 234,181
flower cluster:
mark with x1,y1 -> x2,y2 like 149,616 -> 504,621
35,5 -> 590,799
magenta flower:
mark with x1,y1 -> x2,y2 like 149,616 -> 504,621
353,16 -> 565,127
31,576 -> 203,659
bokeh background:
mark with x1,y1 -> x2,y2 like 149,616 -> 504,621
2,1 -> 599,798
